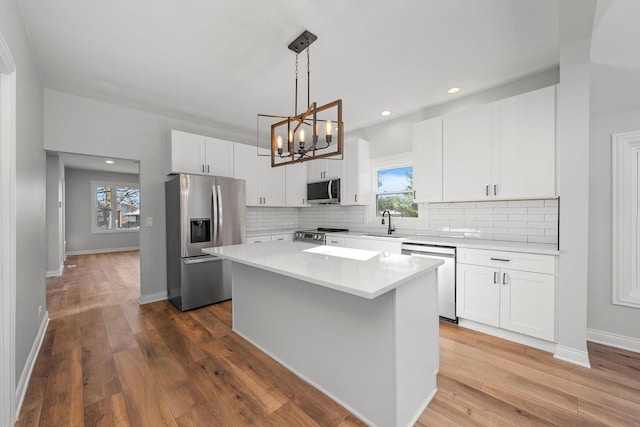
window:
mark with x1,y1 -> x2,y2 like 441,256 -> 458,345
92,181 -> 140,232
375,165 -> 418,218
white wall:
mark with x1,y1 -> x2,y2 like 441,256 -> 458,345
0,0 -> 47,388
44,89 -> 253,300
64,168 -> 140,254
588,107 -> 640,341
45,155 -> 64,275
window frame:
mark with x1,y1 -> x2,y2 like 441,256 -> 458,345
367,153 -> 425,228
90,180 -> 140,234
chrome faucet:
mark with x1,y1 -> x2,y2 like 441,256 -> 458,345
381,210 -> 395,235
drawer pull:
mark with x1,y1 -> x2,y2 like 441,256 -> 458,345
490,257 -> 511,262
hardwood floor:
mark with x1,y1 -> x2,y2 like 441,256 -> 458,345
16,251 -> 640,426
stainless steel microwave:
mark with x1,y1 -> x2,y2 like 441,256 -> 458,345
307,179 -> 340,204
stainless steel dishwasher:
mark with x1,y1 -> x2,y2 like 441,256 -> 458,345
401,243 -> 457,322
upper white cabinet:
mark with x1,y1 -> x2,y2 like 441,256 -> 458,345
170,130 -> 234,177
412,117 -> 443,202
341,139 -> 371,206
492,85 -> 556,199
285,162 -> 308,207
233,144 -> 285,206
441,86 -> 556,201
442,104 -> 493,201
233,143 -> 259,205
307,156 -> 342,181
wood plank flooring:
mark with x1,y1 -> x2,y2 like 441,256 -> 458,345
16,251 -> 640,426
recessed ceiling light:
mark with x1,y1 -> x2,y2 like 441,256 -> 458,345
381,110 -> 391,116
447,87 -> 462,94
105,160 -> 115,164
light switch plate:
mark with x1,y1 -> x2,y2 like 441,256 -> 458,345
145,217 -> 153,226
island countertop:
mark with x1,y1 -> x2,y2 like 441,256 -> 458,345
202,241 -> 443,299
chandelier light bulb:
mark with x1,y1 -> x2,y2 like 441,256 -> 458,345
299,128 -> 306,143
325,120 -> 332,136
276,135 -> 283,149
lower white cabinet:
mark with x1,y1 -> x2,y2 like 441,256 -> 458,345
247,232 -> 293,244
247,235 -> 272,244
271,233 -> 293,242
456,248 -> 556,341
326,236 -> 346,247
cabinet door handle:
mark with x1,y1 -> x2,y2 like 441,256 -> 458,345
202,164 -> 205,173
493,272 -> 498,284
490,257 -> 511,262
207,165 -> 210,173
486,185 -> 490,196
355,194 -> 358,203
502,273 -> 508,285
494,184 -> 497,196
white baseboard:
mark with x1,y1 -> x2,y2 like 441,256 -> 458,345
457,318 -> 556,353
554,345 -> 591,368
45,263 -> 64,278
65,246 -> 139,256
15,312 -> 49,419
138,291 -> 167,305
587,328 -> 640,354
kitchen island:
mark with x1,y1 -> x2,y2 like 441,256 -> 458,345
202,241 -> 442,427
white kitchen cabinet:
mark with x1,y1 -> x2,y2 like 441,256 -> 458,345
456,263 -> 500,327
271,233 -> 293,242
307,156 -> 342,181
442,104 -> 493,201
247,235 -> 272,244
456,247 -> 556,341
491,85 -> 556,199
285,162 -> 308,207
442,86 -> 556,201
233,143 -> 259,205
341,139 -> 371,206
257,152 -> 286,206
412,117 -> 443,202
325,235 -> 346,247
170,130 -> 234,177
234,144 -> 285,206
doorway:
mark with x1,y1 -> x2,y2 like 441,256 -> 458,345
45,151 -> 141,291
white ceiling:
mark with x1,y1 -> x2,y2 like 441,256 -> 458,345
19,0 -> 560,137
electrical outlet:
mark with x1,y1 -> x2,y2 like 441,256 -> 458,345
38,305 -> 42,317
145,217 -> 153,227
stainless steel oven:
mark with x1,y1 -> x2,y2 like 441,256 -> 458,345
293,228 -> 349,244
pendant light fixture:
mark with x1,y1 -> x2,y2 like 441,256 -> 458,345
257,30 -> 343,167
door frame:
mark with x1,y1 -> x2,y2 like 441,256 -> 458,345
0,31 -> 17,426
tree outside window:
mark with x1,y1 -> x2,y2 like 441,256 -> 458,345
376,166 -> 418,217
93,182 -> 140,231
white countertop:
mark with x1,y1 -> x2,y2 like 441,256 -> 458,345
326,232 -> 560,255
202,241 -> 443,299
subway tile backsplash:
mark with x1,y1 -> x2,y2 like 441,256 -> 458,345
429,199 -> 558,244
246,198 -> 558,245
246,207 -> 299,233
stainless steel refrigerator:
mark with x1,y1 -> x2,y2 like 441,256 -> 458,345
165,174 -> 246,311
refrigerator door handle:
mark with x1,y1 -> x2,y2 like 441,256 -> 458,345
216,184 -> 223,245
212,184 -> 219,246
